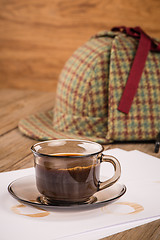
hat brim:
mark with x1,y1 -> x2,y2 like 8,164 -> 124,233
18,110 -> 109,144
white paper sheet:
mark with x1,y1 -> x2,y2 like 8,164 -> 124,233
0,149 -> 160,240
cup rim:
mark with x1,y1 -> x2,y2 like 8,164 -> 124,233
31,139 -> 104,158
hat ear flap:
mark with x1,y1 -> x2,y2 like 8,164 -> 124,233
18,30 -> 115,144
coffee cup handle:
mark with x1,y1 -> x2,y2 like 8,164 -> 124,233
98,154 -> 121,191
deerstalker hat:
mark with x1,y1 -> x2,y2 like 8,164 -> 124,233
18,28 -> 160,143
18,30 -> 114,143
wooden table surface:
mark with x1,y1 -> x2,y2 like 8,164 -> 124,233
0,88 -> 160,239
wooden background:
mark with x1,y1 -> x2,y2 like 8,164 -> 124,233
0,0 -> 160,92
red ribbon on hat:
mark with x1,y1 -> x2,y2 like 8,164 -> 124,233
112,26 -> 160,114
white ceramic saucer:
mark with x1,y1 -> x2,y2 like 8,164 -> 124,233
8,175 -> 126,209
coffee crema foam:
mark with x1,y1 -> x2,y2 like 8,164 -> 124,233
59,164 -> 98,171
48,153 -> 85,157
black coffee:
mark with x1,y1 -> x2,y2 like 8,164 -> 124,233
35,155 -> 100,202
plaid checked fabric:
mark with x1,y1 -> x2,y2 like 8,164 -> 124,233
52,32 -> 114,141
18,30 -> 160,143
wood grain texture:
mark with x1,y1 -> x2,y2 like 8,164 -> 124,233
0,0 -> 160,91
0,89 -> 54,135
0,129 -> 35,171
102,219 -> 160,240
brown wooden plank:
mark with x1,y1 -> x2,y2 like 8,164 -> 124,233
0,0 -> 160,91
102,219 -> 160,240
0,88 -> 36,107
0,128 -> 36,172
3,154 -> 34,172
0,89 -> 55,135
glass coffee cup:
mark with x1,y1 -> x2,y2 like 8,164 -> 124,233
31,139 -> 121,204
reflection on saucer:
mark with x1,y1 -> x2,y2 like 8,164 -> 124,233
37,195 -> 97,206
8,175 -> 126,210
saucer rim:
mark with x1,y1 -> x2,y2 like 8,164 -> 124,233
8,175 -> 127,209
